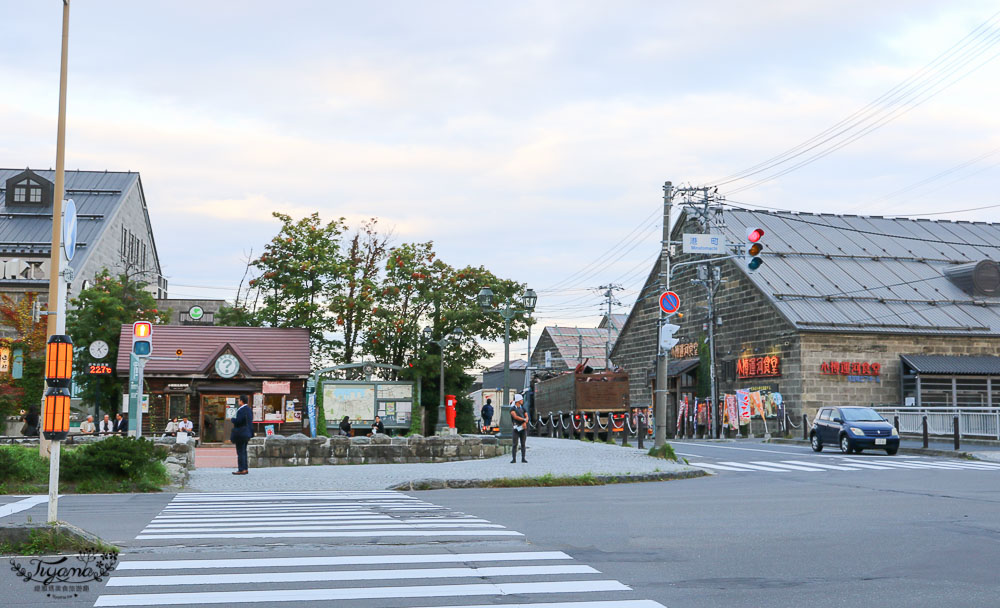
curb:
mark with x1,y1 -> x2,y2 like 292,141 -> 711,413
387,469 -> 709,491
765,438 -> 980,460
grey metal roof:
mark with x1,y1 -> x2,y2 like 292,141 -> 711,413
668,357 -> 699,377
717,209 -> 1000,336
0,168 -> 140,274
486,359 -> 528,372
539,324 -> 622,368
900,354 -> 1000,375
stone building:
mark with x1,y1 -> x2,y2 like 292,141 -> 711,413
155,298 -> 229,326
611,208 -> 1000,435
0,167 -> 166,339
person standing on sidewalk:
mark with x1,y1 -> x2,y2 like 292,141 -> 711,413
481,398 -> 494,432
510,394 -> 527,463
230,394 -> 253,475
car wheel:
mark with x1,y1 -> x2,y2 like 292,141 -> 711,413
840,435 -> 852,454
855,448 -> 864,454
885,447 -> 898,456
810,433 -> 823,452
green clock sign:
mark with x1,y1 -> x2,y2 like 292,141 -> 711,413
188,305 -> 204,321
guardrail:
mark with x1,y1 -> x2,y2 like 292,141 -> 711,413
873,407 -> 1000,441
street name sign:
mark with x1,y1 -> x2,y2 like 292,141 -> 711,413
683,233 -> 727,255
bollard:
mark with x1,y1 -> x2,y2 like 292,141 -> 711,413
922,415 -> 929,449
954,415 -> 960,451
802,413 -> 808,441
637,414 -> 645,450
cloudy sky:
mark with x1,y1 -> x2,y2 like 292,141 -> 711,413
2,1 -> 999,366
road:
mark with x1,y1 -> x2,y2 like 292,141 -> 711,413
2,440 -> 999,607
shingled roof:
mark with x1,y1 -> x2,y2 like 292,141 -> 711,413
718,209 -> 1000,336
115,325 -> 311,377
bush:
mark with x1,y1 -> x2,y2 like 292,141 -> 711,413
61,436 -> 168,483
0,445 -> 49,481
648,443 -> 678,461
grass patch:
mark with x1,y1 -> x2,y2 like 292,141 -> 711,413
647,443 -> 678,461
482,473 -> 604,488
0,439 -> 168,495
0,526 -> 119,556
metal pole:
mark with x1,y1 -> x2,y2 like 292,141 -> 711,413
503,313 -> 510,407
953,415 -> 960,451
438,339 -> 445,433
707,273 -> 718,438
654,181 -> 672,448
922,415 -> 929,448
47,440 -> 61,523
605,287 -> 612,370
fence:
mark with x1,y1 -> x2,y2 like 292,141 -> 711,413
872,407 -> 1000,441
529,411 -> 652,448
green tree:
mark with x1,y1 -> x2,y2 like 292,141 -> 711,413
329,219 -> 389,366
66,270 -> 169,417
248,212 -> 346,365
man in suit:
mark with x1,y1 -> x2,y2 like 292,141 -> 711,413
113,413 -> 129,435
230,394 -> 253,475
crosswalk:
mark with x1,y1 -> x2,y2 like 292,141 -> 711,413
690,456 -> 1000,474
93,491 -> 666,608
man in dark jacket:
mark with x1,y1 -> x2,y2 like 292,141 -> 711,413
480,398 -> 494,431
230,394 -> 253,475
113,413 -> 128,435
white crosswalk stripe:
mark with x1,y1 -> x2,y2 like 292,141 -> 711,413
94,491 -> 667,607
690,457 -> 1000,474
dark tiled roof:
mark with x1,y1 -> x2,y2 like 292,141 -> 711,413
486,359 -> 528,372
668,358 -> 699,377
115,325 -> 311,376
900,354 -> 1000,375
719,209 -> 1000,336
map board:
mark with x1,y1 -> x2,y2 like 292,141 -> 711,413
322,380 -> 415,429
323,384 -> 376,422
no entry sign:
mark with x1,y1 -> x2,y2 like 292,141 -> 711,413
659,291 -> 680,314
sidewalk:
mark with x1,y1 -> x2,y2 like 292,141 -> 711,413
184,437 -> 704,492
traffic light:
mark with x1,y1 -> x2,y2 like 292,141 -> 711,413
132,321 -> 153,357
745,227 -> 765,273
659,322 -> 680,352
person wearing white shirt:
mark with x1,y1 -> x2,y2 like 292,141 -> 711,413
98,414 -> 114,435
180,417 -> 194,433
79,415 -> 96,434
163,417 -> 180,437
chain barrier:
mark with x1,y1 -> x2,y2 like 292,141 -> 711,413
785,413 -> 800,429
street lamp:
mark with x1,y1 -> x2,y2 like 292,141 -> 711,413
477,287 -> 537,413
423,325 -> 464,433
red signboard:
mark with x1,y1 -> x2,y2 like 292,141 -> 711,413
262,381 -> 291,394
88,363 -> 113,375
820,361 -> 880,376
736,355 -> 780,379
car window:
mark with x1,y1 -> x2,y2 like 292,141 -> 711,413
818,409 -> 831,421
842,408 -> 885,422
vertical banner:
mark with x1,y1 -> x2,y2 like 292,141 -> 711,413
676,395 -> 689,435
725,394 -> 738,430
737,390 -> 751,425
307,392 -> 317,438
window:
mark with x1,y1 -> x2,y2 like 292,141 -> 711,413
121,227 -> 128,261
13,186 -> 25,202
819,409 -> 832,421
169,395 -> 188,420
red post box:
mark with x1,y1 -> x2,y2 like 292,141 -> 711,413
445,394 -> 457,428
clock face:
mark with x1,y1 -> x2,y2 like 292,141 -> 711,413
215,354 -> 240,378
89,340 -> 109,360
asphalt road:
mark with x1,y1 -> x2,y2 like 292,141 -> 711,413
3,440 -> 999,608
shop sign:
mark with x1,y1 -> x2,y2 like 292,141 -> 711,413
670,342 -> 699,359
820,361 -> 881,383
166,383 -> 188,390
0,347 -> 9,373
262,381 -> 291,394
88,363 -> 113,375
736,355 -> 780,378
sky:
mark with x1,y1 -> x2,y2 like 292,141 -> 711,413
2,1 -> 999,367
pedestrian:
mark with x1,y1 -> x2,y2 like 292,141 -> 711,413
481,398 -> 494,431
369,415 -> 385,436
20,409 -> 39,437
162,417 -> 180,437
113,413 -> 129,435
79,415 -> 96,435
98,414 -> 113,435
510,394 -> 528,463
339,415 -> 352,436
180,417 -> 194,433
230,394 -> 253,475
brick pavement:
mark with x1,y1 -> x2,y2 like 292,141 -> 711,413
185,437 -> 699,492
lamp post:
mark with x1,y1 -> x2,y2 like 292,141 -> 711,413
477,287 -> 537,422
423,325 -> 463,433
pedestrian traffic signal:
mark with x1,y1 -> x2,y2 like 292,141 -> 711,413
132,321 -> 153,357
745,227 -> 765,273
659,322 -> 680,352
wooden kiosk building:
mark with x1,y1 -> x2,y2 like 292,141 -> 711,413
115,325 -> 310,441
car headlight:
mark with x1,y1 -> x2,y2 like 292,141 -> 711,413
891,427 -> 898,437
849,427 -> 866,436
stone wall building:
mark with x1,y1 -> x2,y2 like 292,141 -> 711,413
611,208 -> 1000,435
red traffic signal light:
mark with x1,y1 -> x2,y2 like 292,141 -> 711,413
133,321 -> 152,337
745,227 -> 765,272
747,227 -> 764,243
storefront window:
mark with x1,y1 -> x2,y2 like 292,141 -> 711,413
259,394 -> 285,422
169,394 -> 188,419
956,378 -> 988,408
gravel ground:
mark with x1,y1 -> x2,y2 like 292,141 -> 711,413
184,437 -> 699,492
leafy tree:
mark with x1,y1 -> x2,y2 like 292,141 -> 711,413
247,212 -> 346,365
0,293 -> 47,422
329,219 -> 389,366
66,270 -> 169,417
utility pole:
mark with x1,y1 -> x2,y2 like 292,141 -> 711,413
654,181 -> 672,449
598,284 -> 622,370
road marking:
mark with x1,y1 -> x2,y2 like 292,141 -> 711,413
93,580 -> 630,606
148,515 -> 396,523
717,461 -> 790,472
136,530 -> 525,539
679,442 -> 811,455
748,461 -> 825,472
107,564 -> 599,587
0,495 -> 47,519
826,460 -> 895,470
114,551 -> 575,570
779,460 -> 862,471
691,462 -> 760,472
140,523 -> 507,533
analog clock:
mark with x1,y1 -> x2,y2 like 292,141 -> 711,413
215,354 -> 240,378
88,340 -> 109,360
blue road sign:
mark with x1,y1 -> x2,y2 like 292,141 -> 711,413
659,291 -> 680,314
